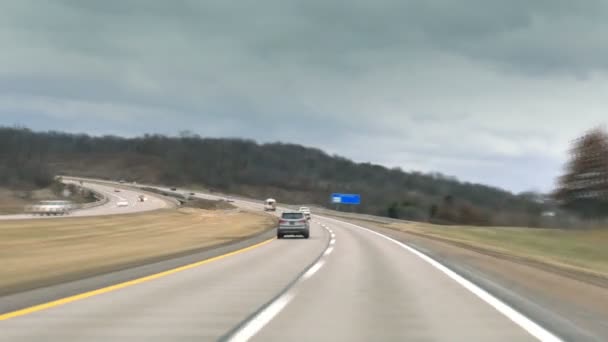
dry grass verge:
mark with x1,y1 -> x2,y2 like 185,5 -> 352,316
381,221 -> 608,281
0,208 -> 277,295
0,195 -> 28,214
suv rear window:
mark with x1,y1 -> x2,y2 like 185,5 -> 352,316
282,212 -> 304,219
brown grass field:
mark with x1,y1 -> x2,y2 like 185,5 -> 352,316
382,221 -> 608,278
0,208 -> 277,294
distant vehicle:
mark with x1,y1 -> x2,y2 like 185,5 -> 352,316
114,189 -> 121,193
264,198 -> 277,211
190,192 -> 196,196
225,197 -> 235,203
299,207 -> 312,220
278,212 -> 309,239
170,187 -> 177,191
26,200 -> 74,216
116,200 -> 129,207
138,195 -> 146,202
119,179 -> 126,184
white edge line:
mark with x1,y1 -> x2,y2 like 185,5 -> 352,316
227,225 -> 334,342
321,216 -> 563,342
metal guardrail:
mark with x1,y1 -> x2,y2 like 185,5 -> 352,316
63,179 -> 109,211
155,189 -> 407,225
136,187 -> 183,207
59,176 -> 409,223
76,193 -> 109,210
278,204 -> 410,225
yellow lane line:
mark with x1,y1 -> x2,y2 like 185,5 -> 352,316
0,238 -> 275,321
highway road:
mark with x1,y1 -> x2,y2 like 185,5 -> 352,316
0,186 -> 561,341
0,180 -> 171,220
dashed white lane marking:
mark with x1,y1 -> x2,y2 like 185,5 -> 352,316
228,293 -> 294,342
320,216 -> 563,342
302,260 -> 326,280
227,222 -> 336,342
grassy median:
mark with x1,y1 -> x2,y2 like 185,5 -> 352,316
381,222 -> 608,278
0,208 -> 277,295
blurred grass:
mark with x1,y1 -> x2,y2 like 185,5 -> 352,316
0,183 -> 95,214
0,208 -> 277,294
386,222 -> 608,277
0,189 -> 29,214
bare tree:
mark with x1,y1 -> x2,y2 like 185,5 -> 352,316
556,127 -> 608,218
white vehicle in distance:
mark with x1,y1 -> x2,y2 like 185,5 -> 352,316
26,200 -> 74,216
299,206 -> 311,220
264,198 -> 277,211
116,200 -> 129,207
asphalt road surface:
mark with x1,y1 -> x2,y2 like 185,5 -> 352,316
0,187 -> 561,341
0,180 -> 170,220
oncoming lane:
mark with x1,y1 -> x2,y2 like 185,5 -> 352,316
67,181 -> 170,216
0,180 -> 170,220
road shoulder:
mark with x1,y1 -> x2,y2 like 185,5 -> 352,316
342,219 -> 608,342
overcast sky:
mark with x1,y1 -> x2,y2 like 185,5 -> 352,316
1,0 -> 607,193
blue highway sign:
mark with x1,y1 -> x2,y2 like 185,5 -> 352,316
331,193 -> 361,205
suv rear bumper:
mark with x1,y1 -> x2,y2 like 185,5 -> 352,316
278,226 -> 309,235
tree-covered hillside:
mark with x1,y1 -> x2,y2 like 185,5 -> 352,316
0,127 -> 549,226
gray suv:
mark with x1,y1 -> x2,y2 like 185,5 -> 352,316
277,212 -> 310,239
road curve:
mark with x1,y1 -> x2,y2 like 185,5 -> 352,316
248,218 -> 542,342
0,180 -> 171,220
0,189 -> 559,341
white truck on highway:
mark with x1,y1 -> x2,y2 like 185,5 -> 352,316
264,198 -> 277,211
26,200 -> 75,216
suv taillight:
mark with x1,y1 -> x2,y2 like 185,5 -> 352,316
279,219 -> 288,224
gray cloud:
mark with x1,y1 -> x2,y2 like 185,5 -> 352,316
1,0 -> 608,192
